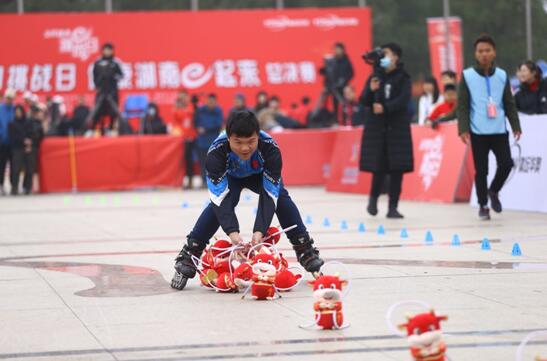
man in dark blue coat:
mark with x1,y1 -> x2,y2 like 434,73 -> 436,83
195,93 -> 223,188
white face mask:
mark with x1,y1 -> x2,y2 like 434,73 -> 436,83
380,56 -> 392,69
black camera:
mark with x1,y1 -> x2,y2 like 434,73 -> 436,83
362,47 -> 384,67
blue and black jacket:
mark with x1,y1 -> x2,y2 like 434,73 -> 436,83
206,130 -> 282,236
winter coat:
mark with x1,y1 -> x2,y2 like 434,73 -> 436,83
359,64 -> 414,173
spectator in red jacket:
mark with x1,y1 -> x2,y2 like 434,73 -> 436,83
427,83 -> 458,128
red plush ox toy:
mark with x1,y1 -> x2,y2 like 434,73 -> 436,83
398,310 -> 448,361
307,274 -> 347,329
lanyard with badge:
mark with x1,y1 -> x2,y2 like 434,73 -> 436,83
485,75 -> 498,119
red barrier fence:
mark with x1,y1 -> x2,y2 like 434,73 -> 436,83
39,123 -> 473,202
326,123 -> 473,202
39,136 -> 183,192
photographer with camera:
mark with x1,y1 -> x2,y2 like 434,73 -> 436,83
319,42 -> 354,123
359,43 -> 414,219
90,43 -> 123,135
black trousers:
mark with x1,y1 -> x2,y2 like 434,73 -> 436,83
370,171 -> 403,209
0,144 -> 11,187
11,148 -> 37,194
470,133 -> 514,207
184,140 -> 195,179
188,175 -> 307,247
91,93 -> 120,132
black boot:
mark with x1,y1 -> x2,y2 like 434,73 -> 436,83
478,206 -> 491,221
171,238 -> 204,290
290,234 -> 324,274
488,190 -> 502,213
387,207 -> 404,219
367,196 -> 378,216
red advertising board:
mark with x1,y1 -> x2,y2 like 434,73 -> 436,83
0,8 -> 371,115
326,123 -> 472,203
39,136 -> 184,192
272,128 -> 337,185
427,17 -> 463,83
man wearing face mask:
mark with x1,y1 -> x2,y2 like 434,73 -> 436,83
359,43 -> 414,219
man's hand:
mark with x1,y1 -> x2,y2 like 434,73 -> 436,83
370,77 -> 380,91
228,232 -> 244,246
197,127 -> 205,135
373,103 -> 384,114
514,131 -> 522,141
251,231 -> 264,246
460,132 -> 470,145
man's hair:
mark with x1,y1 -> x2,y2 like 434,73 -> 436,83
474,34 -> 496,49
444,84 -> 457,93
102,42 -> 114,50
334,42 -> 345,50
269,95 -> 280,103
207,93 -> 217,99
381,42 -> 402,58
226,110 -> 260,138
441,70 -> 457,80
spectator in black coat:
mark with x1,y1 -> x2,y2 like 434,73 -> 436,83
321,42 -> 354,122
8,105 -> 43,195
140,103 -> 167,135
515,60 -> 546,115
254,91 -> 268,114
90,43 -> 123,134
359,43 -> 414,219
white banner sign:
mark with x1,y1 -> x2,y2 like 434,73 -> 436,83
470,114 -> 547,213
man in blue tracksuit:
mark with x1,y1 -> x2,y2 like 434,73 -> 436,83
0,89 -> 16,194
457,34 -> 522,220
195,93 -> 223,188
171,111 -> 324,290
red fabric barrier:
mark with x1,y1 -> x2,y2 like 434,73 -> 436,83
39,136 -> 183,192
326,123 -> 473,202
272,129 -> 338,185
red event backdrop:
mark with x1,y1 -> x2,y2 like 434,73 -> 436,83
0,8 -> 372,114
427,17 -> 463,84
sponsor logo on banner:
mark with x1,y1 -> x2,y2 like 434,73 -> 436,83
44,27 -> 99,61
263,14 -> 358,31
418,135 -> 444,191
507,142 -> 542,183
312,14 -> 359,31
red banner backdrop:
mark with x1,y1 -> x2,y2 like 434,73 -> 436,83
326,123 -> 472,203
0,8 -> 371,115
427,17 -> 463,84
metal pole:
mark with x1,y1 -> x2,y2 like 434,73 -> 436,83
526,0 -> 533,59
358,0 -> 366,7
17,0 -> 24,14
443,0 -> 451,71
276,0 -> 284,9
105,0 -> 112,13
191,0 -> 198,11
